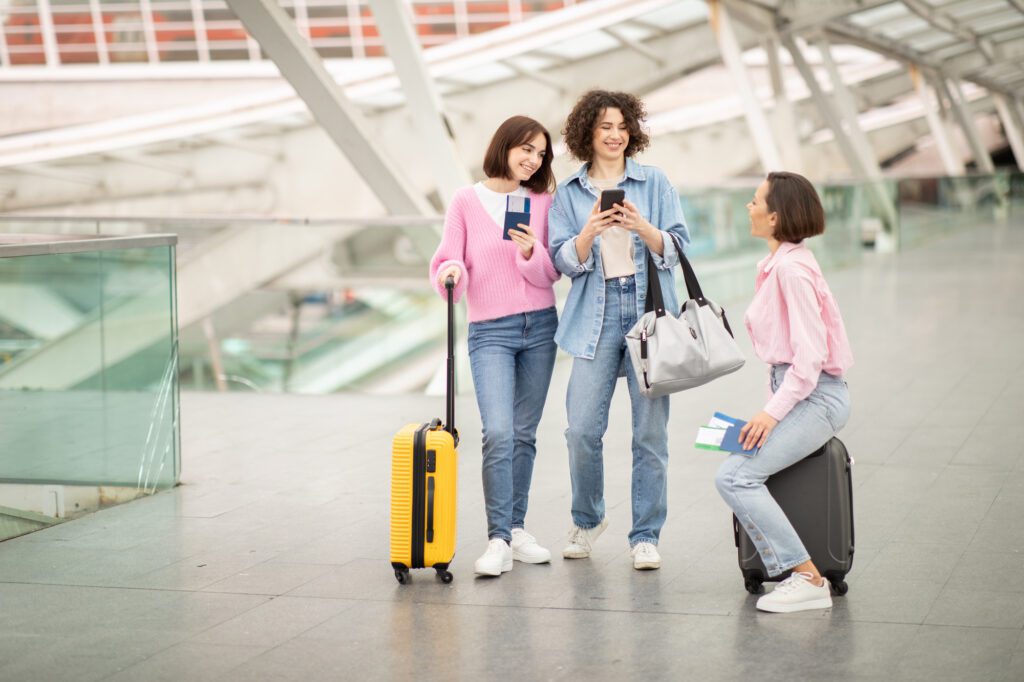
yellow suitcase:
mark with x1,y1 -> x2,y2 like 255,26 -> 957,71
390,277 -> 459,584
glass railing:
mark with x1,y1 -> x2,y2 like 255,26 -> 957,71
1,171 -> 1019,403
0,234 -> 179,541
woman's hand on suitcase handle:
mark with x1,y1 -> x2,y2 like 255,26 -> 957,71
437,265 -> 461,287
741,411 -> 778,450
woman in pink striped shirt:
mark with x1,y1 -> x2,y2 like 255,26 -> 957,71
430,116 -> 561,578
715,172 -> 854,613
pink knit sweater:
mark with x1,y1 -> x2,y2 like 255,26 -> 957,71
429,186 -> 559,322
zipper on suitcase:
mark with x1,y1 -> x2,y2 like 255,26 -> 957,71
411,423 -> 429,569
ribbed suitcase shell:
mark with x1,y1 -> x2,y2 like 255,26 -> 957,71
734,437 -> 854,595
390,421 -> 457,579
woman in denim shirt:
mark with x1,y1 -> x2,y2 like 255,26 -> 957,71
549,90 -> 690,570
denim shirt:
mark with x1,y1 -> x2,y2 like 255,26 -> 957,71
549,158 -> 692,359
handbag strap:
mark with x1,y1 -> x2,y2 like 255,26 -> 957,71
645,232 -> 706,315
644,232 -> 736,339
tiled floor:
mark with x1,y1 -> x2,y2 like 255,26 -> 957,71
2,219 -> 1023,680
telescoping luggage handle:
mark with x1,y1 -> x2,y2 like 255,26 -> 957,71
444,276 -> 458,444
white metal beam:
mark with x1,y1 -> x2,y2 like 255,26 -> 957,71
36,0 -> 60,67
190,0 -> 211,63
88,0 -> 110,66
224,0 -> 433,216
368,0 -> 471,207
910,66 -> 965,175
764,33 -> 803,172
783,34 -> 872,179
940,78 -> 995,173
603,27 -> 666,67
993,93 -> 1024,172
708,0 -> 782,173
811,34 -> 883,178
782,32 -> 897,233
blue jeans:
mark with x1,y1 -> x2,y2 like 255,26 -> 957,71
565,276 -> 670,547
715,365 -> 851,577
468,307 -> 558,542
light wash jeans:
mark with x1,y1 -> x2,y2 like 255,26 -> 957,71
715,364 -> 851,577
565,276 -> 671,547
468,307 -> 558,542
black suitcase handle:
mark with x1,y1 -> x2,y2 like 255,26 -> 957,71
426,476 -> 435,543
444,276 -> 458,445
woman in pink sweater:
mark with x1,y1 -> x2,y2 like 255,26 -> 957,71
430,116 -> 560,577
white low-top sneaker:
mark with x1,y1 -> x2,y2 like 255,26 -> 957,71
630,542 -> 661,570
562,518 -> 609,559
511,528 -> 551,564
756,572 -> 833,613
474,538 -> 513,577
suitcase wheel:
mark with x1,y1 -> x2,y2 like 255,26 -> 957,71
436,568 -> 454,584
744,577 -> 764,594
830,579 -> 848,596
394,567 -> 410,585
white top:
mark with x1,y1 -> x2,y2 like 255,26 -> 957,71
591,174 -> 634,279
474,181 -> 527,229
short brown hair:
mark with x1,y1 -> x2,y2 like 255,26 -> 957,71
562,90 -> 650,163
482,116 -> 554,193
764,171 -> 825,243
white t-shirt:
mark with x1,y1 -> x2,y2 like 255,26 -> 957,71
474,181 -> 527,229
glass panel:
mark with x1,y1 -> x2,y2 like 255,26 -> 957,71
0,240 -> 179,503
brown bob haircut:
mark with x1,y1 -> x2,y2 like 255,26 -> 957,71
764,171 -> 826,243
562,90 -> 650,163
482,115 -> 555,193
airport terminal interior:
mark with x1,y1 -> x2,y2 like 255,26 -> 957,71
1,0 -> 1024,679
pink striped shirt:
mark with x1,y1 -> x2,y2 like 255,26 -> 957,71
429,186 -> 559,322
744,241 -> 854,421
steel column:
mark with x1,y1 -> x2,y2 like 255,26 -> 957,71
709,0 -> 782,173
225,0 -> 433,216
369,0 -> 472,206
994,94 -> 1024,171
941,78 -> 995,173
910,66 -> 965,175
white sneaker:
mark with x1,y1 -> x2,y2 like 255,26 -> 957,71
511,528 -> 551,564
630,542 -> 661,570
756,572 -> 833,613
562,518 -> 609,559
474,538 -> 513,577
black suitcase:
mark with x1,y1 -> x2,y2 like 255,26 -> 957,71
733,437 -> 854,595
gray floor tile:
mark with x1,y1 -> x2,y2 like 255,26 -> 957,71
924,587 -> 1024,628
895,625 -> 1022,682
105,642 -> 267,682
191,595 -> 356,648
200,560 -> 333,596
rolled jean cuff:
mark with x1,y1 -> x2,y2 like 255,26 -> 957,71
629,538 -> 657,548
571,516 -> 604,530
770,553 -> 812,578
489,533 -> 512,543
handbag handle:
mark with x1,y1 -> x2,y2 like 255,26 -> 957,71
644,232 -> 735,338
644,232 -> 706,316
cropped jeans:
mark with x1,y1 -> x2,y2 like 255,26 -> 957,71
715,364 -> 851,577
565,276 -> 671,547
468,307 -> 558,542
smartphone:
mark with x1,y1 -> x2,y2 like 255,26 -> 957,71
600,188 -> 625,213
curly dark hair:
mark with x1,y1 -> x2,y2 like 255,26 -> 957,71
562,90 -> 650,163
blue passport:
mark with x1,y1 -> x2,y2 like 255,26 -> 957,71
721,421 -> 757,455
712,412 -> 756,455
503,195 -> 531,240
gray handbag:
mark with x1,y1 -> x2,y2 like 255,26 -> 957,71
625,235 -> 745,398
